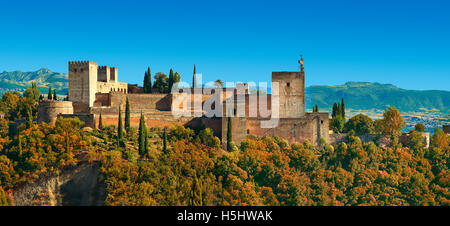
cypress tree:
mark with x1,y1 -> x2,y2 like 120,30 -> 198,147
117,106 -> 124,144
332,102 -> 337,118
53,90 -> 57,100
227,117 -> 233,151
0,186 -> 8,206
168,68 -> 174,92
337,102 -> 342,117
341,98 -> 345,119
18,131 -> 23,157
26,105 -> 33,128
125,97 -> 131,134
144,71 -> 148,93
189,172 -> 202,206
193,64 -> 197,88
48,87 -> 52,100
138,113 -> 148,156
98,113 -> 103,130
163,127 -> 167,153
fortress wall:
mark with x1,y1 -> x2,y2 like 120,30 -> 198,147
221,117 -> 248,148
93,93 -> 110,107
94,111 -> 195,129
240,112 -> 329,146
37,101 -> 74,124
97,81 -> 128,94
272,71 -> 305,118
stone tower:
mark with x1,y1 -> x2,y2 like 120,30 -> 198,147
68,61 -> 98,112
271,56 -> 305,118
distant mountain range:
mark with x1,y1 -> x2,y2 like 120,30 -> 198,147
1,68 -> 449,115
0,68 -> 68,95
306,82 -> 450,113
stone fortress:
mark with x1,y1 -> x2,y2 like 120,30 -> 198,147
37,57 -> 330,146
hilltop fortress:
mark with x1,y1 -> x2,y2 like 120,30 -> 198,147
37,58 -> 330,146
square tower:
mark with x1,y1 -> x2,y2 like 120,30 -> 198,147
271,71 -> 305,118
68,61 -> 98,111
98,66 -> 110,82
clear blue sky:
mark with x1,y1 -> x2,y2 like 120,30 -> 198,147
0,0 -> 449,90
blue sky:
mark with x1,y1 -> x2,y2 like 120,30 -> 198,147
0,0 -> 449,90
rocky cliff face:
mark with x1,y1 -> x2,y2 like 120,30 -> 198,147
10,162 -> 105,206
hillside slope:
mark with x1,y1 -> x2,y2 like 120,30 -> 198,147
0,68 -> 68,95
306,82 -> 450,113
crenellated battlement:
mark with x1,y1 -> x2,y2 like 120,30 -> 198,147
69,61 -> 97,66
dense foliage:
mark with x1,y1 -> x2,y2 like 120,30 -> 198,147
97,123 -> 449,206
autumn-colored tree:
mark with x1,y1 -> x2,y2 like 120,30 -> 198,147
381,106 -> 405,137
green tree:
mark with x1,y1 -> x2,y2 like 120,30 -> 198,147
193,64 -> 197,88
125,97 -> 131,135
117,106 -> 124,145
331,115 -> 345,133
337,102 -> 342,117
153,72 -> 168,93
138,113 -> 148,156
189,172 -> 202,206
23,82 -> 40,101
98,113 -> 103,130
163,127 -> 168,153
227,117 -> 233,151
144,67 -> 152,93
53,90 -> 57,100
332,102 -> 338,118
47,87 -> 52,100
415,123 -> 425,132
168,68 -> 174,92
344,114 -> 374,135
341,98 -> 345,119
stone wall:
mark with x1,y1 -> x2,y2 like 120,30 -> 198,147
223,112 -> 329,146
37,100 -> 74,124
97,81 -> 128,94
